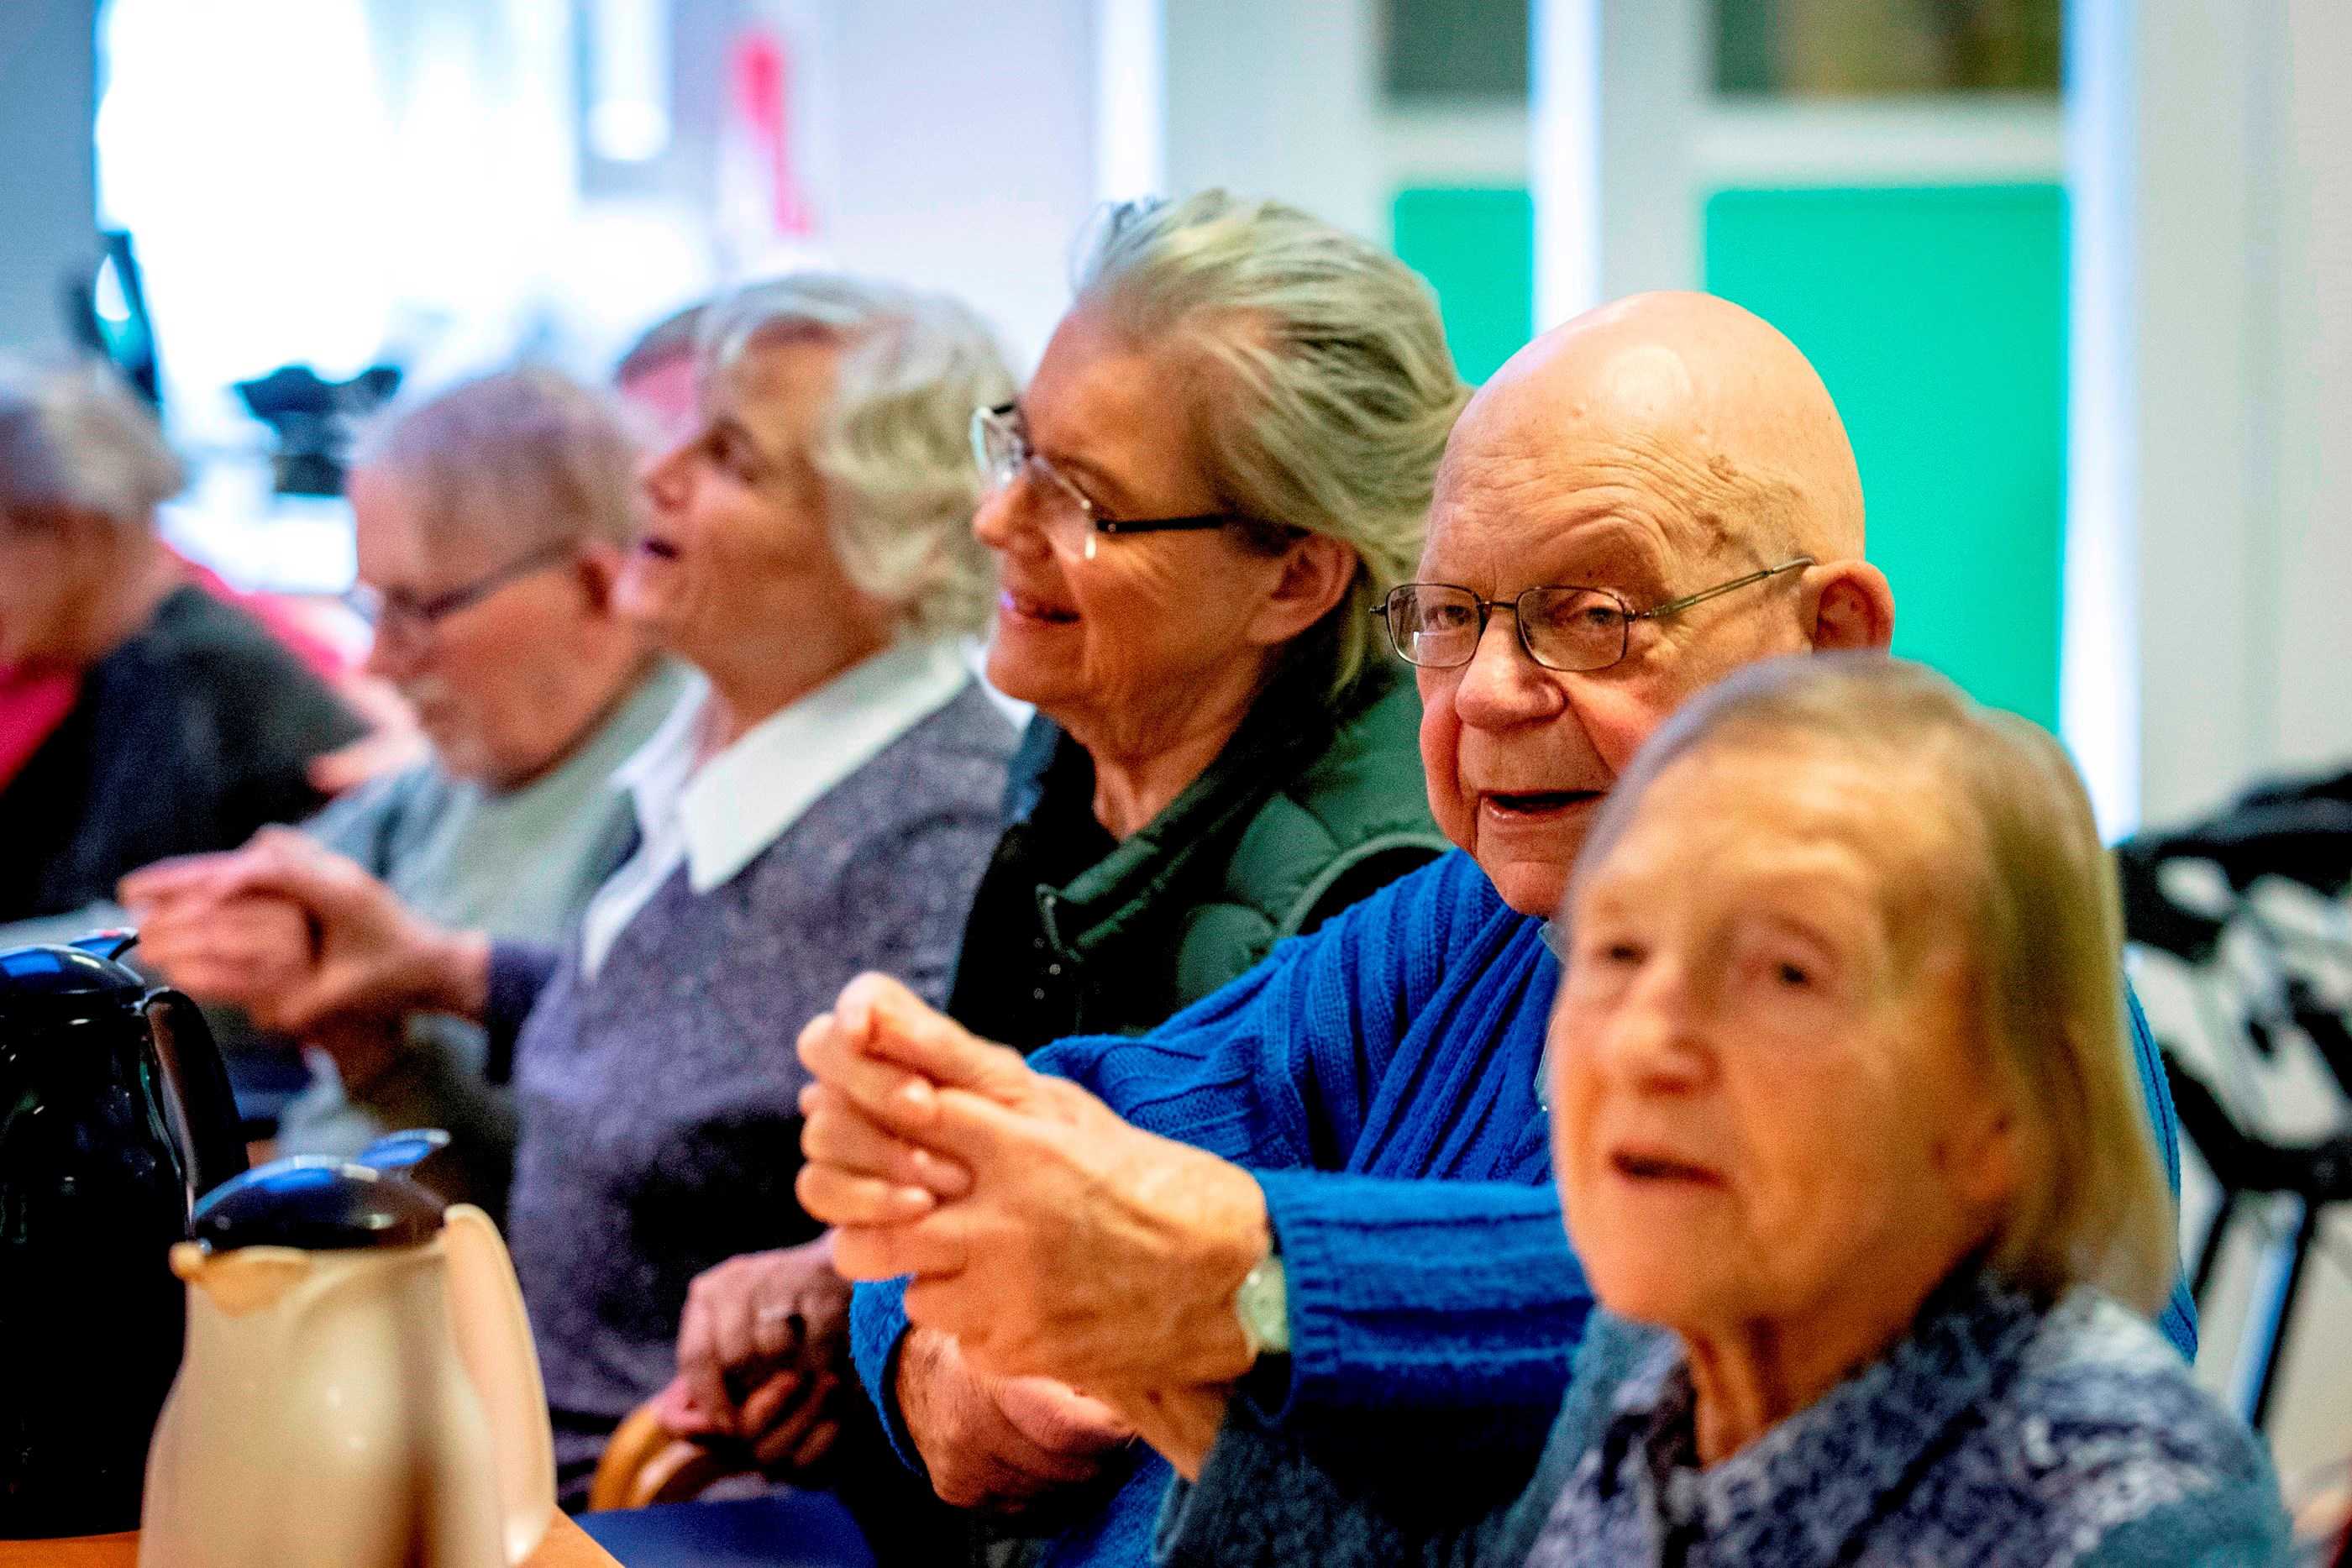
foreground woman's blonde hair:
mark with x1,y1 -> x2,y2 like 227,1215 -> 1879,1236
1573,652 -> 2177,1318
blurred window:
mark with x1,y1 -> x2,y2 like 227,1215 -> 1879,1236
1714,0 -> 2061,97
1382,0 -> 1529,102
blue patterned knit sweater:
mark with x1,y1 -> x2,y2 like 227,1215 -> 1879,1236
849,851 -> 2198,1565
1156,1275 -> 2284,1567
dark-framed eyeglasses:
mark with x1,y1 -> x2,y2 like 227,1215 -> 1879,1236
1371,557 -> 1815,673
344,538 -> 576,648
970,402 -> 1247,562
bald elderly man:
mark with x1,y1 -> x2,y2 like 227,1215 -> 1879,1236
795,293 -> 2196,1565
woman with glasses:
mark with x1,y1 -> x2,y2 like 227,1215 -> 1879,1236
129,366 -> 691,1212
949,190 -> 1465,1050
119,277 -> 1019,1547
0,358 -> 361,924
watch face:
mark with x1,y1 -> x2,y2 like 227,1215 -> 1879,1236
1238,1256 -> 1289,1356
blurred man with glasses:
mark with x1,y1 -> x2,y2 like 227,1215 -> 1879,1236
124,367 -> 687,1214
791,291 -> 2198,1566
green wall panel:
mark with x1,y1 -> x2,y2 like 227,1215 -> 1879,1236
1392,186 -> 1535,385
1704,184 -> 2067,730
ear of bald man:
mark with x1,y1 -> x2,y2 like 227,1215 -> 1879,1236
1803,558 -> 1896,653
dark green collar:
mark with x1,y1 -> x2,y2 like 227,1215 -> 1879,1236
1021,662 -> 1403,960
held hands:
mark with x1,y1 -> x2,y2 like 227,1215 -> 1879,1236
120,827 -> 488,1036
651,1235 -> 853,1476
795,973 -> 1270,1396
116,887 -> 315,1011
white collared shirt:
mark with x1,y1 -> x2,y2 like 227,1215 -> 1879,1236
578,636 -> 974,977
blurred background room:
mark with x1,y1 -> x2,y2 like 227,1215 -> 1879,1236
0,0 -> 2344,1548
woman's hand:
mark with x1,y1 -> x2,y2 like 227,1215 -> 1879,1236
657,1235 -> 853,1476
121,828 -> 488,1033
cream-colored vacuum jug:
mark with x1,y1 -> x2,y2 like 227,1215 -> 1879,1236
139,1133 -> 554,1567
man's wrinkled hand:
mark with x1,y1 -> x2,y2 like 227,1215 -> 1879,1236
796,973 -> 1269,1396
896,1328 -> 1134,1513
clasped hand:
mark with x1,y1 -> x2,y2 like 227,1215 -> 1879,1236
120,828 -> 486,1040
650,1235 -> 852,1476
795,974 -> 1268,1476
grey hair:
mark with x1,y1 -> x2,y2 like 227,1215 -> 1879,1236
352,366 -> 641,553
614,299 -> 710,385
699,274 -> 1015,639
0,357 -> 184,532
1571,653 -> 2178,1319
1074,191 -> 1471,694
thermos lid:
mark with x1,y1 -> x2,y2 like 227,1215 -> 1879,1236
191,1131 -> 454,1252
0,933 -> 146,1017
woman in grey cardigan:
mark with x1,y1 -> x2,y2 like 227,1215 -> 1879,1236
1156,657 -> 2288,1568
123,278 -> 1017,1545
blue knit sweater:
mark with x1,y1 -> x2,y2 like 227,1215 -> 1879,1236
848,850 -> 2199,1565
1156,1276 -> 2281,1568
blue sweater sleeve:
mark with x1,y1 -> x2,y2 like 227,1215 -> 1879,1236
848,1274 -> 924,1474
1257,1171 -> 1587,1450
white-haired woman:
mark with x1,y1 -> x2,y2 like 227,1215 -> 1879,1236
1158,655 -> 2290,1568
114,278 -> 1020,1539
0,359 -> 360,920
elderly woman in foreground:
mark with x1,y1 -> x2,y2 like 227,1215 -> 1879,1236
1155,655 -> 2286,1568
115,278 -> 1018,1541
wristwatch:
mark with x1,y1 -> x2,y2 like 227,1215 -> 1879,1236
1234,1238 -> 1289,1359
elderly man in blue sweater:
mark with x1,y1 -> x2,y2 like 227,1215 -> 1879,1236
795,291 -> 2197,1565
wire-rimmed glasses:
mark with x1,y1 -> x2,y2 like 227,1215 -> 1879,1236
344,538 -> 576,653
1371,558 -> 1815,673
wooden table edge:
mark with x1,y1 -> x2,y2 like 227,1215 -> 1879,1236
0,1510 -> 617,1566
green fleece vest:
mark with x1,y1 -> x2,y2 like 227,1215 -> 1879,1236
1157,671 -> 1450,1004
950,659 -> 1448,1043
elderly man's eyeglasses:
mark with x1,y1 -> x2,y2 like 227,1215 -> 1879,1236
971,402 -> 1247,562
1373,558 -> 1814,673
344,539 -> 575,650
